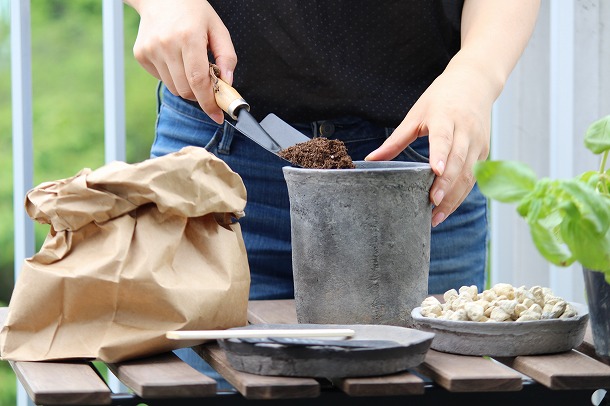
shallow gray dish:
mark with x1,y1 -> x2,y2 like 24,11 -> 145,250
218,323 -> 435,378
411,302 -> 589,357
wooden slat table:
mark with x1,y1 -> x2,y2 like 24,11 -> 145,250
2,302 -> 610,405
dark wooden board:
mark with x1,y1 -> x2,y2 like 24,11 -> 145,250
497,350 -> 610,389
417,350 -> 523,392
10,360 -> 112,405
332,371 -> 425,396
195,343 -> 320,400
107,352 -> 217,398
2,307 -> 111,405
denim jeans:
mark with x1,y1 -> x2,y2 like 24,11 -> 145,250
156,84 -> 488,385
153,84 -> 488,298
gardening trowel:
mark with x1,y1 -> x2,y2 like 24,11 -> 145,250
210,65 -> 310,155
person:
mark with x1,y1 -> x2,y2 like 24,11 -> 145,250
125,0 -> 540,295
124,0 -> 540,388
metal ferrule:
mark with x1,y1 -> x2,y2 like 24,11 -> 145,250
227,98 -> 250,120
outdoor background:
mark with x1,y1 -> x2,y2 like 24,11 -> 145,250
1,1 -> 157,404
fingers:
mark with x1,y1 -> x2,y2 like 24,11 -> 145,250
129,0 -> 236,125
364,114 -> 424,161
183,14 -> 237,124
432,179 -> 473,227
202,21 -> 238,123
368,107 -> 488,228
181,34 -> 224,124
208,23 -> 237,85
426,119 -> 453,179
132,35 -> 165,82
429,120 -> 489,227
428,118 -> 460,211
430,146 -> 474,228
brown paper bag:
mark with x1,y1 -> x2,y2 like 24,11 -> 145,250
0,146 -> 250,362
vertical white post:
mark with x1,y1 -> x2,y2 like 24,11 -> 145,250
11,0 -> 34,272
103,0 -> 125,164
102,0 -> 127,393
489,0 -> 552,290
490,80 -> 517,285
548,1 -> 577,300
489,85 -> 519,286
11,1 -> 35,405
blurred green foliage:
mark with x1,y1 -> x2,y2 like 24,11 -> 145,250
0,360 -> 16,406
0,0 -> 158,304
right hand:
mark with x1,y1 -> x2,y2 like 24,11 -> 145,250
126,0 -> 236,124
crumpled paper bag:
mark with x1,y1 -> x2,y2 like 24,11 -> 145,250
0,146 -> 251,362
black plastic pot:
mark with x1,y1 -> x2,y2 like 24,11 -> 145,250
583,267 -> 610,361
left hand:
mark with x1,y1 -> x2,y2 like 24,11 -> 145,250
365,0 -> 540,228
365,59 -> 494,227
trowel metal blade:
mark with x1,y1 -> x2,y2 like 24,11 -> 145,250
235,109 -> 282,153
259,113 -> 311,150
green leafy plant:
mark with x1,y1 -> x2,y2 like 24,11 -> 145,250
473,115 -> 610,283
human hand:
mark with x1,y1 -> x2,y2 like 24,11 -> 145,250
126,0 -> 236,124
365,61 -> 495,227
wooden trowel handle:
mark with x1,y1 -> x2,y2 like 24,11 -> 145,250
212,76 -> 250,120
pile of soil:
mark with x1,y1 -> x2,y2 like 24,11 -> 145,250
278,137 -> 356,169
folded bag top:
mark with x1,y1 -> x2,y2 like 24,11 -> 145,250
0,146 -> 251,363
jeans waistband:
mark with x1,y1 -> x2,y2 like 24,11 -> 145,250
157,82 -> 431,153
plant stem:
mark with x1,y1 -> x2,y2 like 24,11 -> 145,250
600,150 -> 609,195
600,150 -> 608,173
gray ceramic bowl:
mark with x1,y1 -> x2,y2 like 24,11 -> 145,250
411,302 -> 589,356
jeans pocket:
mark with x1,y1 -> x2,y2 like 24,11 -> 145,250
397,146 -> 429,163
151,98 -> 224,157
396,135 -> 430,163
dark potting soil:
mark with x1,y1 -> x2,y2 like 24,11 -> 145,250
278,137 -> 356,169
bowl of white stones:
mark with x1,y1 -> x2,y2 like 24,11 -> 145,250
411,283 -> 589,357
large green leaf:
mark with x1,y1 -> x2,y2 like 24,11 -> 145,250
558,180 -> 610,235
473,160 -> 537,203
561,216 -> 610,272
529,221 -> 574,267
584,115 -> 610,154
518,179 -> 556,220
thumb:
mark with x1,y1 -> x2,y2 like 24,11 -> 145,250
208,28 -> 237,85
214,55 -> 236,86
365,117 -> 423,161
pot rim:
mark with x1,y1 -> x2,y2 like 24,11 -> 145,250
283,161 -> 432,173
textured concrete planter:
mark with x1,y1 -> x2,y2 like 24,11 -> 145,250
583,267 -> 610,361
283,161 -> 435,327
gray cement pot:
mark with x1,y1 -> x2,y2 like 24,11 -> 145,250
283,161 -> 435,327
